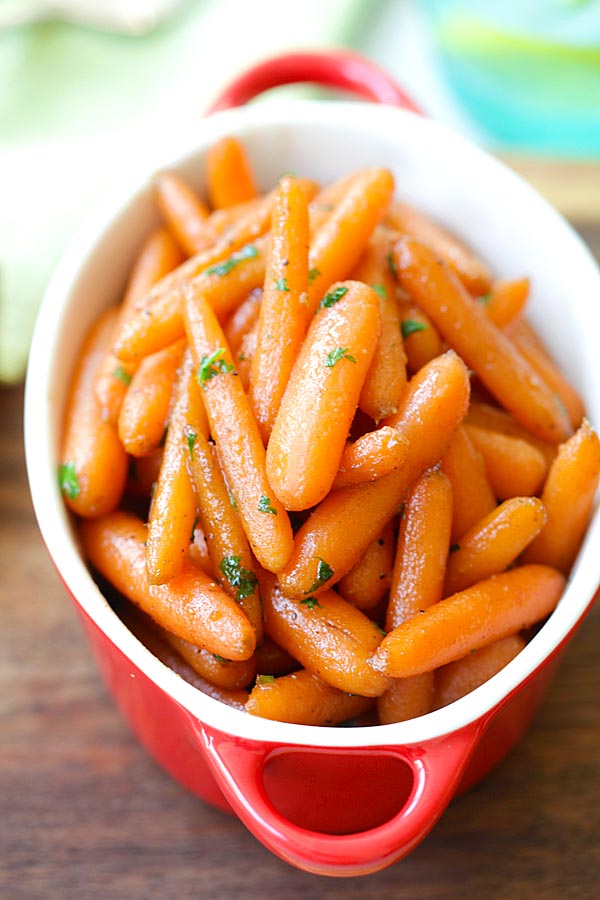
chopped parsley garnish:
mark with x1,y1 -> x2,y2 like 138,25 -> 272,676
372,284 -> 387,300
112,365 -> 132,386
257,674 -> 276,685
58,462 -> 80,500
449,543 -> 461,554
184,425 -> 196,460
401,319 -> 427,339
479,292 -> 492,306
325,347 -> 356,368
258,495 -> 277,515
213,654 -> 229,663
218,555 -> 258,601
300,596 -> 323,610
273,276 -> 290,292
196,348 -> 234,387
305,558 -> 334,593
205,243 -> 259,278
318,286 -> 348,311
308,267 -> 321,285
228,490 -> 238,511
374,623 -> 386,637
238,351 -> 246,361
386,251 -> 397,276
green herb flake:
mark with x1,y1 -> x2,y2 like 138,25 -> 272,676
257,674 -> 276,685
479,292 -> 492,306
273,276 -> 290,292
258,495 -> 277,515
325,347 -> 357,368
218,555 -> 258,602
184,425 -> 197,461
112,365 -> 132,386
238,351 -> 247,361
205,243 -> 259,278
318,286 -> 348,311
386,252 -> 397,276
374,623 -> 386,637
308,267 -> 321,285
305,558 -> 334,593
58,462 -> 80,500
372,284 -> 387,300
213,654 -> 229,663
228,490 -> 238,511
401,319 -> 427,339
300,596 -> 323,610
450,543 -> 461,554
196,348 -> 234,388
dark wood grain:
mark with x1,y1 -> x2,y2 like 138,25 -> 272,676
1,228 -> 599,900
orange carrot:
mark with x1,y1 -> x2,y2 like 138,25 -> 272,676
81,511 -> 256,660
161,629 -> 256,690
279,352 -> 470,596
126,449 -> 163,501
155,171 -> 212,257
483,277 -> 529,329
117,338 -> 185,457
394,238 -> 573,444
444,497 -> 547,595
441,425 -> 496,542
266,281 -> 380,510
377,675 -> 435,725
183,285 -> 293,572
235,318 -> 258,391
464,424 -> 548,500
522,420 -> 600,573
206,136 -> 259,208
396,296 -> 444,373
338,522 -> 395,610
250,176 -> 310,442
247,669 -> 373,725
332,426 -> 410,490
188,521 -> 214,576
466,400 -> 557,468
145,351 -> 198,584
369,565 -> 565,678
223,288 -> 262,358
435,634 -> 526,708
254,635 -> 299,677
59,308 -> 128,518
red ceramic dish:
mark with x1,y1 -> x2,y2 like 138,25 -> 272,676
25,52 -> 600,876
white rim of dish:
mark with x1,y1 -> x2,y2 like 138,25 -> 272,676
25,100 -> 600,750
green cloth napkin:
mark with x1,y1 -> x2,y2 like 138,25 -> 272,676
0,0 -> 368,383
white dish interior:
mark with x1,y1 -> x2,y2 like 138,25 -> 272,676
25,100 -> 600,749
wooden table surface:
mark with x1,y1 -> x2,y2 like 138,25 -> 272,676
2,224 -> 599,900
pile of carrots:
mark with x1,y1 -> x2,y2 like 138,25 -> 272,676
60,137 -> 600,726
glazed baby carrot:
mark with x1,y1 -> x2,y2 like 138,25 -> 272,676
444,497 -> 547,596
161,629 -> 256,690
464,424 -> 548,500
394,238 -> 573,444
183,285 -> 293,573
369,565 -> 565,678
353,229 -> 407,421
95,227 -> 184,423
223,288 -> 262,357
441,425 -> 496,542
235,318 -> 258,390
253,635 -> 299,677
377,675 -> 436,725
249,176 -> 310,442
396,296 -> 444,373
117,338 -> 186,457
189,521 -> 214,576
155,171 -> 213,257
338,522 -> 395,610
465,401 -> 557,468
483,277 -> 530,329
145,351 -> 198,584
59,308 -> 128,518
266,281 -> 380,510
435,634 -> 526,709
206,136 -> 259,208
208,197 -> 264,236
332,426 -> 410,490
279,352 -> 470,596
81,510 -> 256,660
261,574 -> 391,697
386,201 -> 492,295
522,420 -> 600,573
185,396 -> 263,642
246,669 -> 373,726
307,169 -> 395,313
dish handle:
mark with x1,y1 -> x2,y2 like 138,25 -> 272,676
206,50 -> 421,115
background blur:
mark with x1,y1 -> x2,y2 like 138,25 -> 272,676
2,0 -> 600,383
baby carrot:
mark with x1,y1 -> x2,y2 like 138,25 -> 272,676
81,510 -> 256,660
145,351 -> 198,584
483,277 -> 529,329
161,629 -> 256,690
396,295 -> 444,373
386,201 -> 492,295
95,227 -> 183,423
338,522 -> 395,610
117,338 -> 186,457
247,669 -> 373,726
59,308 -> 128,518
261,574 -> 391,697
206,136 -> 259,208
332,426 -> 410,490
249,176 -> 310,441
435,634 -> 526,708
394,238 -> 573,444
441,425 -> 496,542
369,565 -> 565,678
155,171 -> 213,256
208,197 -> 264,236
253,635 -> 299,677
189,521 -> 215,576
466,401 -> 557,469
444,497 -> 547,596
278,352 -> 470,596
307,169 -> 395,313
522,420 -> 600,573
266,281 -> 380,510
183,285 -> 293,573
235,318 -> 258,391
464,424 -> 548,500
353,229 -> 407,420
377,675 -> 435,725
223,288 -> 262,358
